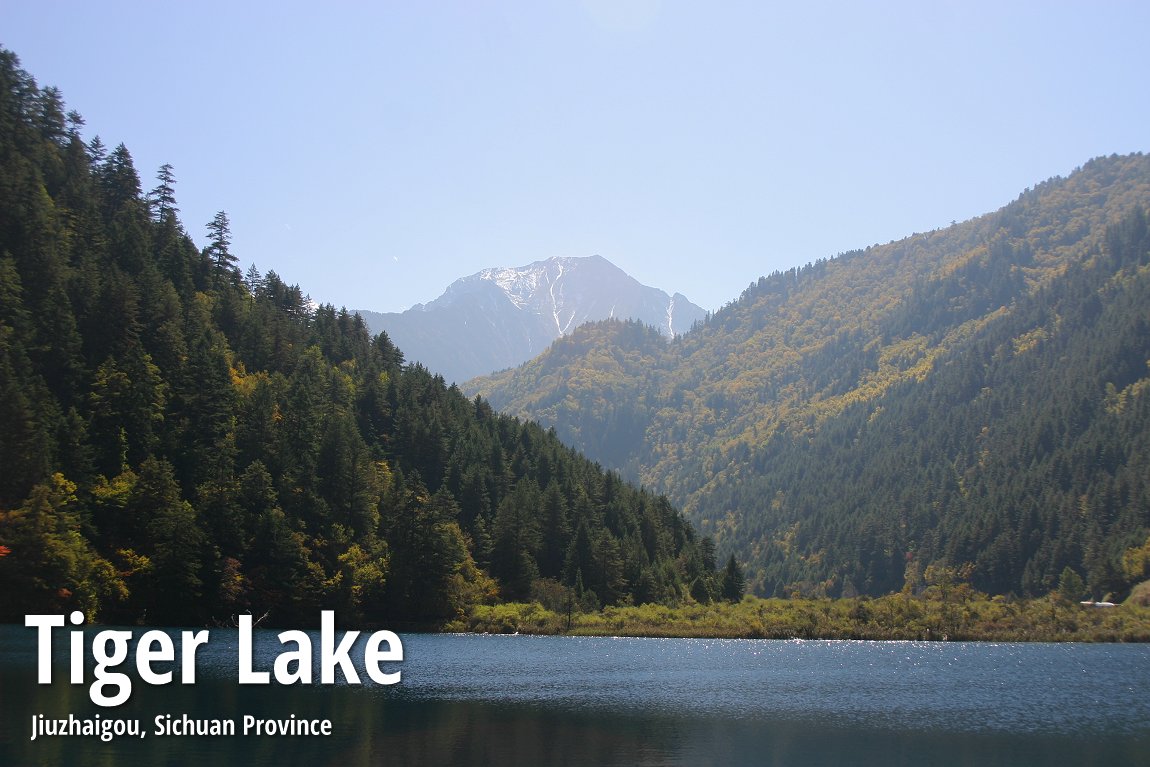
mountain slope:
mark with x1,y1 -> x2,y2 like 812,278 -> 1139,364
355,255 -> 705,383
471,153 -> 1150,598
0,48 -> 713,627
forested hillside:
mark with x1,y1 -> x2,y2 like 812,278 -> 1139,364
0,49 -> 716,627
473,154 -> 1150,600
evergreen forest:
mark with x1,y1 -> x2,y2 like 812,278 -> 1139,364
0,49 -> 719,628
473,155 -> 1150,602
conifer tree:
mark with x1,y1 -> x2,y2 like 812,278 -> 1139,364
205,210 -> 239,284
148,163 -> 179,222
720,554 -> 746,603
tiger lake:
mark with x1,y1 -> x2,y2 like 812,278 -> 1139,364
2,625 -> 1148,765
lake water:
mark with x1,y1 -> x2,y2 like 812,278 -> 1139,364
2,625 -> 1148,765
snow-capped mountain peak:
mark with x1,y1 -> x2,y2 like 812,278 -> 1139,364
355,255 -> 706,384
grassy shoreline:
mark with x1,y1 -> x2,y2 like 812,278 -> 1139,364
453,594 -> 1150,643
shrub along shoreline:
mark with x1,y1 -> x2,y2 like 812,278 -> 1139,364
456,593 -> 1150,642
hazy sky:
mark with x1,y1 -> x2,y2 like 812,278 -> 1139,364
5,1 -> 1148,313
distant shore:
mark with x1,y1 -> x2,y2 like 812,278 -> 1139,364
457,593 -> 1150,643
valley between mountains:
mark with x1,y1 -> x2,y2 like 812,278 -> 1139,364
2,39 -> 1149,624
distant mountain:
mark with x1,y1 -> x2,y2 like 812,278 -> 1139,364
354,255 -> 705,383
470,154 -> 1150,600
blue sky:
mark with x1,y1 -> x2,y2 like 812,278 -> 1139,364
5,1 -> 1148,313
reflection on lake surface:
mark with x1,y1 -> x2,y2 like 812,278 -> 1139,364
2,626 -> 1148,765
